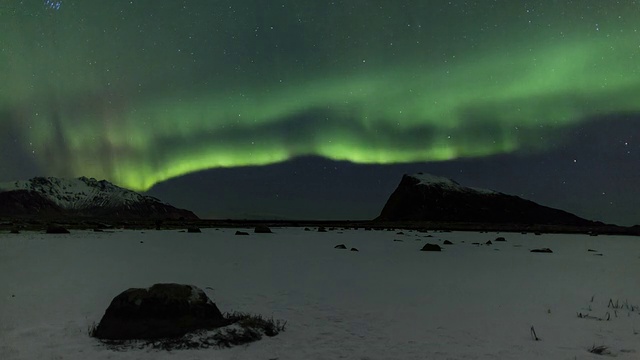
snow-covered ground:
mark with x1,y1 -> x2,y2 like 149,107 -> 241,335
1,228 -> 639,359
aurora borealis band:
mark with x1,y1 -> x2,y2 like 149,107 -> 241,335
1,1 -> 639,192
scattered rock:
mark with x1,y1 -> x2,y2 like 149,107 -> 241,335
531,248 -> 553,253
10,228 -> 20,234
188,227 -> 202,233
254,225 -> 272,233
46,225 -> 70,234
420,243 -> 442,252
140,241 -> 144,244
93,228 -> 104,232
587,249 -> 597,252
350,248 -> 359,252
393,239 -> 404,242
594,253 -> 603,256
534,232 -> 542,236
334,244 -> 347,249
425,234 -> 433,237
443,240 -> 453,245
235,231 -> 249,236
495,237 -> 506,242
304,227 -> 311,231
486,240 -> 493,245
396,231 -> 405,235
92,283 -> 225,340
318,227 -> 327,232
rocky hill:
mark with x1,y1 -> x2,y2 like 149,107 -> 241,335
376,173 -> 599,226
0,176 -> 197,220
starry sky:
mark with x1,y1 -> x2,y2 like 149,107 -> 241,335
1,1 -> 639,225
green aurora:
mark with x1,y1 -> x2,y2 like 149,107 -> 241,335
1,1 -> 639,190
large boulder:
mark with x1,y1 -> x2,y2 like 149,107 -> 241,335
93,283 -> 226,340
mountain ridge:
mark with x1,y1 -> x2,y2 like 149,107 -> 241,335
0,176 -> 197,220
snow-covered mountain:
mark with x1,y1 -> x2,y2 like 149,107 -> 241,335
411,173 -> 498,195
0,177 -> 197,220
376,173 -> 597,226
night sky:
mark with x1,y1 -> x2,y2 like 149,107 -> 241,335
1,1 -> 638,225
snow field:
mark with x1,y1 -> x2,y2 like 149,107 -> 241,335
1,228 -> 639,359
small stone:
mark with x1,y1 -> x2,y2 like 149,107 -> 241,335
254,225 -> 272,233
46,225 -> 69,234
420,243 -> 442,252
334,244 -> 347,249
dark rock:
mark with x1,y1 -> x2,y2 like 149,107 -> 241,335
235,231 -> 249,236
534,232 -> 542,236
396,231 -> 405,235
350,248 -> 359,252
594,253 -> 603,256
304,227 -> 311,231
587,249 -> 597,252
187,227 -> 202,233
318,227 -> 327,232
443,240 -> 453,245
254,225 -> 272,233
531,248 -> 553,253
46,225 -> 70,234
10,228 -> 20,234
93,283 -> 225,340
93,228 -> 104,232
334,244 -> 347,249
376,173 -> 599,226
486,240 -> 492,245
393,239 -> 404,242
420,243 -> 442,252
495,237 -> 506,242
